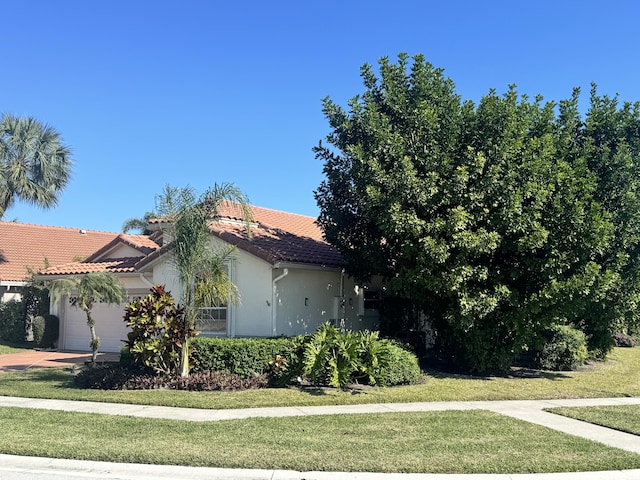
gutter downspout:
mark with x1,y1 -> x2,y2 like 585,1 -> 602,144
272,268 -> 289,335
339,268 -> 345,329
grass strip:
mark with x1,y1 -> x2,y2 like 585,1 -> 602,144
0,341 -> 31,355
547,404 -> 640,436
2,348 -> 640,410
1,407 -> 639,474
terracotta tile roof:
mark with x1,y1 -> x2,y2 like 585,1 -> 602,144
34,204 -> 341,279
148,203 -> 343,268
0,222 -> 117,282
216,203 -> 326,241
212,204 -> 344,268
39,257 -> 142,276
85,233 -> 160,262
39,234 -> 162,277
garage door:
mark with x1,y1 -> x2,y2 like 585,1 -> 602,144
62,300 -> 130,353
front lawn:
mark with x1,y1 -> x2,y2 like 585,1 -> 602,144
547,404 -> 640,436
1,407 -> 638,474
0,340 -> 32,355
1,348 -> 639,409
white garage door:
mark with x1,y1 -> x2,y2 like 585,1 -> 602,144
62,301 -> 130,353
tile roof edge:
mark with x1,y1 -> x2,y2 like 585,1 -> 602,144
85,234 -> 158,262
0,221 -> 118,235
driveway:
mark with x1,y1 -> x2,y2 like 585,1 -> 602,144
0,350 -> 119,372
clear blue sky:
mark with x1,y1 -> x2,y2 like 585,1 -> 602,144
3,0 -> 640,232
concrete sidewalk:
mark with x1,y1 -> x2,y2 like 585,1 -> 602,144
1,395 -> 640,479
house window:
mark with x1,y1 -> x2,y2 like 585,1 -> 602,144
196,305 -> 227,334
363,290 -> 381,311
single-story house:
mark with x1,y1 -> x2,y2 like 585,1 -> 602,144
39,204 -> 381,353
0,222 -> 117,302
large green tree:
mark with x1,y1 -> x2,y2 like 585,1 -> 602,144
47,272 -> 126,363
581,86 -> 640,350
315,54 -> 617,372
155,183 -> 252,377
0,114 -> 72,218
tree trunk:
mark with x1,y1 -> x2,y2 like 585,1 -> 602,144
179,336 -> 189,378
85,311 -> 99,363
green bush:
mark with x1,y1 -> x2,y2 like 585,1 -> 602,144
31,314 -> 58,348
375,340 -> 422,386
32,315 -> 46,346
294,323 -> 422,388
119,345 -> 134,367
41,314 -> 59,348
190,336 -> 302,379
0,300 -> 25,343
536,324 -> 588,371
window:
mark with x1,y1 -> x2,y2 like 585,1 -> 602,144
363,290 -> 381,311
196,305 -> 227,334
194,261 -> 234,335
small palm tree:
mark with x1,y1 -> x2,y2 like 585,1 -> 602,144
47,272 -> 126,363
0,114 -> 72,218
156,183 -> 252,377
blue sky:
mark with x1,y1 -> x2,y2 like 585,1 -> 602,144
3,1 -> 640,232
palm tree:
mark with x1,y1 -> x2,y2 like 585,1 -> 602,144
121,211 -> 156,234
0,114 -> 72,218
156,183 -> 252,377
47,272 -> 126,363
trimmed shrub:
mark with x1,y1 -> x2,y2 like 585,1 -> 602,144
0,300 -> 25,343
119,346 -> 135,367
536,324 -> 588,371
190,336 -> 302,378
32,315 -> 46,346
30,314 -> 59,348
375,340 -> 422,386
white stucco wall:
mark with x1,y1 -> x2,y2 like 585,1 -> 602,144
231,249 -> 273,337
272,267 -> 378,336
144,238 -> 380,339
99,244 -> 146,259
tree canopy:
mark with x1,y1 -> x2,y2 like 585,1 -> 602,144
315,53 -> 640,372
0,114 -> 72,218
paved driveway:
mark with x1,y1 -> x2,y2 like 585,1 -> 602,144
0,350 -> 119,372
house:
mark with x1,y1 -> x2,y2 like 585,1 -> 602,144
0,222 -> 118,302
39,204 -> 381,353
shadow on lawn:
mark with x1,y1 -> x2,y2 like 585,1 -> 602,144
423,363 -> 570,382
0,367 -> 77,392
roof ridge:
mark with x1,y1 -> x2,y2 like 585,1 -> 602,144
247,204 -> 319,220
0,221 -> 118,235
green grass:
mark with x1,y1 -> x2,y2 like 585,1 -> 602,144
0,340 -> 31,355
547,405 -> 640,436
1,348 -> 640,409
2,347 -> 640,474
1,407 -> 638,474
